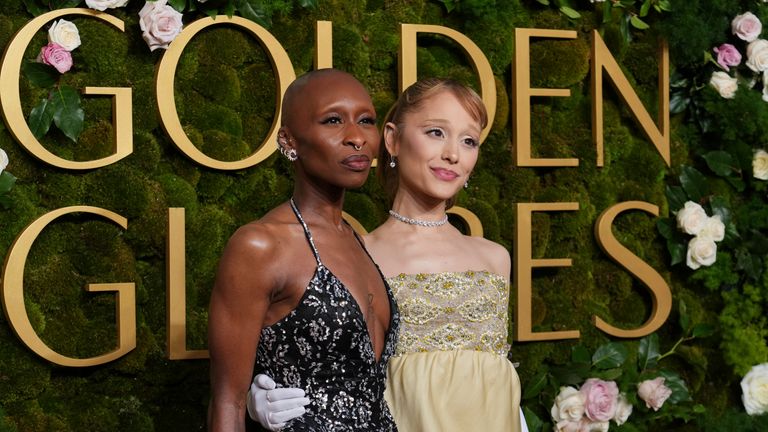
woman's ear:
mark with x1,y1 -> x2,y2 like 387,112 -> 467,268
277,127 -> 295,152
383,122 -> 399,157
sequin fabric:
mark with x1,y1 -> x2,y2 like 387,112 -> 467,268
253,200 -> 399,432
386,271 -> 509,356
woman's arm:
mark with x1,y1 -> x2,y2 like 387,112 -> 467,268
207,225 -> 278,432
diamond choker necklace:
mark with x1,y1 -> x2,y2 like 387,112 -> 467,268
389,209 -> 448,227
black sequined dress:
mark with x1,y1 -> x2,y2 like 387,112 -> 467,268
252,199 -> 399,431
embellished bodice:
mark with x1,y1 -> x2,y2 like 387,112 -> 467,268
385,270 -> 509,357
253,200 -> 399,431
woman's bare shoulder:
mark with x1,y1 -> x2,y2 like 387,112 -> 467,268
463,235 -> 511,277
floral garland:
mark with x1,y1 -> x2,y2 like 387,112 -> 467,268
662,4 -> 768,423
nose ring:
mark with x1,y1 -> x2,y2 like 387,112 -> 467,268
353,144 -> 362,151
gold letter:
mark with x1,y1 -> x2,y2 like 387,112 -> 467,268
515,202 -> 580,341
513,28 -> 578,167
447,206 -> 483,237
592,30 -> 670,167
1,206 -> 136,367
399,24 -> 495,141
0,9 -> 131,170
593,201 -> 672,337
156,16 -> 296,170
167,208 -> 208,359
315,21 -> 333,69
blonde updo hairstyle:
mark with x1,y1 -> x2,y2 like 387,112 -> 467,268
378,78 -> 488,208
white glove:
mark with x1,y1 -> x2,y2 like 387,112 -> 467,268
247,374 -> 310,431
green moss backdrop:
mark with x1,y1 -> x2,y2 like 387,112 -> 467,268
1,0 -> 767,431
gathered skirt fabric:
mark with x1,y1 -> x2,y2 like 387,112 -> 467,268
385,350 -> 521,432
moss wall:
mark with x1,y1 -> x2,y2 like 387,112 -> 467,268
0,1 -> 760,431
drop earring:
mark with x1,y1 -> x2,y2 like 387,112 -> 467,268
286,149 -> 298,162
389,156 -> 396,168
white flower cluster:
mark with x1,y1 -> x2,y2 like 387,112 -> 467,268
676,201 -> 725,270
709,12 -> 768,102
550,377 -> 673,431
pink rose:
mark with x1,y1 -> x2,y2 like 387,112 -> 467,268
732,12 -> 763,42
579,378 -> 618,422
36,42 -> 73,73
138,0 -> 184,51
637,377 -> 673,411
713,43 -> 742,71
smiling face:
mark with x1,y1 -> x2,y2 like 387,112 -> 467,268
281,70 -> 379,190
384,89 -> 482,204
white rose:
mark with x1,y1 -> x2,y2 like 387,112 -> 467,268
85,0 -> 129,11
742,363 -> 768,415
686,236 -> 717,270
709,71 -> 738,99
732,11 -> 763,42
613,393 -> 633,426
699,215 -> 725,242
138,0 -> 184,51
746,39 -> 768,72
753,149 -> 768,180
551,386 -> 586,423
676,201 -> 708,235
0,148 -> 8,175
47,19 -> 81,52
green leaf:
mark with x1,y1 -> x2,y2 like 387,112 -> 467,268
23,62 -> 59,88
551,363 -> 590,385
679,165 -> 709,202
236,0 -> 271,27
535,0 -> 551,5
0,171 -> 16,194
679,299 -> 690,334
630,16 -> 650,30
592,342 -> 628,369
669,91 -> 690,114
640,0 -> 651,17
168,0 -> 186,12
638,333 -> 660,371
658,370 -> 691,403
665,185 -> 687,212
725,176 -> 746,192
0,194 -> 12,209
571,345 -> 591,364
22,0 -> 46,16
620,14 -> 631,44
667,239 -> 686,266
522,407 -> 544,432
709,195 -> 731,225
593,367 -> 624,381
56,0 -> 82,7
702,151 -> 734,177
658,0 -> 672,11
51,86 -> 84,143
522,371 -> 548,400
692,323 -> 715,338
656,217 -> 675,240
602,1 -> 612,23
29,97 -> 55,139
559,6 -> 581,19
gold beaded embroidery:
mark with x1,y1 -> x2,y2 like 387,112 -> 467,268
387,271 -> 510,357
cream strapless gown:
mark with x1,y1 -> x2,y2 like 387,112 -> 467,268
384,271 -> 522,432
